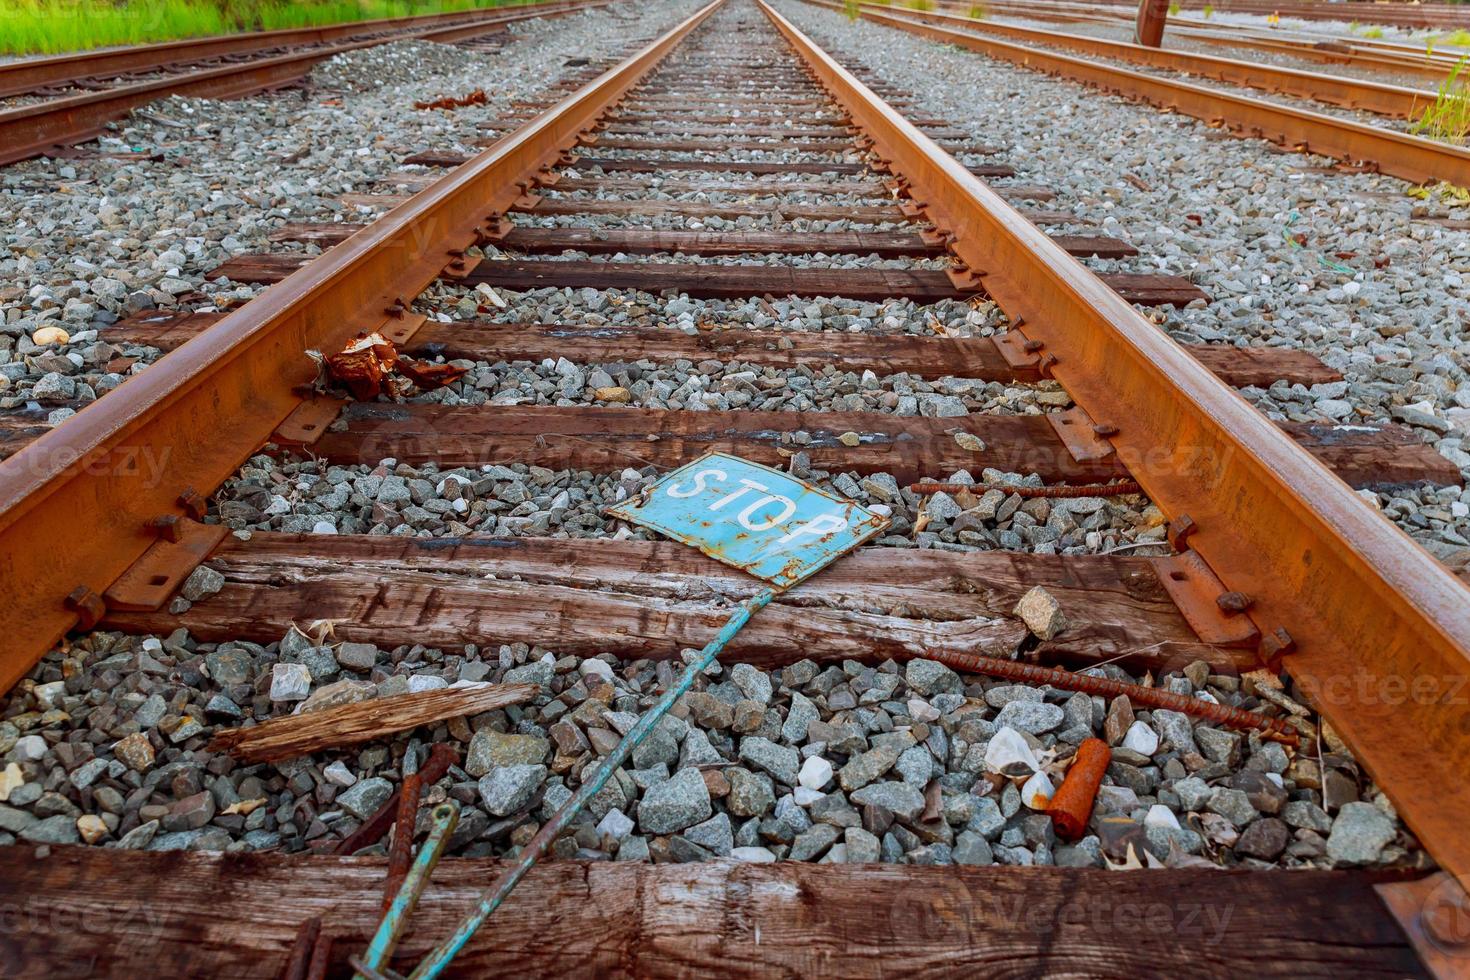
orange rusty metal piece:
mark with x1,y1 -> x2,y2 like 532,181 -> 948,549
1047,738 -> 1111,841
757,0 -> 1470,879
325,333 -> 400,400
808,0 -> 1470,185
414,88 -> 489,111
0,0 -> 726,692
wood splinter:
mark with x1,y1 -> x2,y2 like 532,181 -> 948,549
208,683 -> 538,763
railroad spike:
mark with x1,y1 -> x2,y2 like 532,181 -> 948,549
1166,514 -> 1197,551
64,586 -> 106,631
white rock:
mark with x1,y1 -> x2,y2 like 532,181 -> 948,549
1144,804 -> 1180,831
323,761 -> 357,787
1021,770 -> 1055,810
270,663 -> 312,702
1013,586 -> 1068,640
984,726 -> 1041,776
580,659 -> 616,684
596,808 -> 635,842
0,763 -> 22,801
906,697 -> 941,723
407,675 -> 448,694
730,846 -> 777,863
793,786 -> 825,806
1122,720 -> 1160,756
797,755 -> 833,791
14,735 -> 46,762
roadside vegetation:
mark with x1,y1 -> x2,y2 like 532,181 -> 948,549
1412,56 -> 1470,145
0,0 -> 527,56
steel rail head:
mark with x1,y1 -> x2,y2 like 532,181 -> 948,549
0,0 -> 725,691
757,0 -> 1470,881
827,0 -> 1470,187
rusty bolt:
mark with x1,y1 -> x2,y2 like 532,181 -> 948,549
1022,339 -> 1046,353
177,487 -> 207,522
1260,627 -> 1296,668
147,514 -> 183,543
65,586 -> 106,630
1093,423 -> 1120,438
1216,591 -> 1254,614
1037,354 -> 1059,379
1167,514 -> 1198,550
446,248 -> 466,258
384,301 -> 406,320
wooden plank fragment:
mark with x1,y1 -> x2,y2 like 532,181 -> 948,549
103,312 -> 1340,388
518,196 -> 1080,225
206,683 -> 538,763
262,226 -> 1129,259
104,533 -> 1253,671
0,849 -> 1425,978
299,403 -> 1460,489
572,154 -> 1017,177
458,258 -> 1207,306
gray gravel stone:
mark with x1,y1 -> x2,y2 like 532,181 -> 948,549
1326,802 -> 1397,865
638,767 -> 711,835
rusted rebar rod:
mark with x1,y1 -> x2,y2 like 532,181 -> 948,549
924,648 -> 1300,744
908,480 -> 1144,498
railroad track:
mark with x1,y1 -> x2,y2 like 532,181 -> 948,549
1,0 -> 1467,973
1074,0 -> 1470,30
0,0 -> 605,167
823,0 -> 1470,187
927,0 -> 1470,80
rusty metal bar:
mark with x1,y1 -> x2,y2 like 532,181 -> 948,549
0,0 -> 724,691
1133,0 -> 1168,47
847,1 -> 1436,119
0,0 -> 595,100
0,0 -> 606,166
760,0 -> 1470,881
821,1 -> 1470,186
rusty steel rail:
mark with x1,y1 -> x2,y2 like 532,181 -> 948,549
760,0 -> 1470,882
0,0 -> 603,167
0,0 -> 723,691
0,1 -> 580,100
863,2 -> 1435,119
822,1 -> 1470,186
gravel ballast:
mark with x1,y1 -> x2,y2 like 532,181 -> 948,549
0,0 -> 694,432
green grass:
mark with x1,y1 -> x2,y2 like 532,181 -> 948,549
1411,56 -> 1470,145
901,0 -> 934,10
1359,25 -> 1383,39
1167,1 -> 1179,13
1430,28 -> 1470,53
1201,3 -> 1213,17
843,0 -> 859,20
966,1 -> 986,17
0,0 -> 532,56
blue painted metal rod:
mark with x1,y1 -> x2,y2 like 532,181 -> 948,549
355,801 -> 460,979
406,587 -> 778,980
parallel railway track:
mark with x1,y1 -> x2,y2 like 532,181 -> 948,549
931,0 -> 1470,80
1,0 -> 1467,972
0,0 -> 604,167
821,0 -> 1470,186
